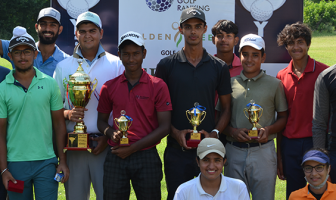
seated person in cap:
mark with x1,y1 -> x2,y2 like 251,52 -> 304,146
289,148 -> 336,200
174,138 -> 249,200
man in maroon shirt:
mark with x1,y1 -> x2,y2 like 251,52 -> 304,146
97,31 -> 172,199
276,22 -> 328,199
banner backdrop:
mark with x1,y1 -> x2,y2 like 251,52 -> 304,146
52,0 -> 303,76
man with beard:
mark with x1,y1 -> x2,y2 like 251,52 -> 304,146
0,7 -> 69,77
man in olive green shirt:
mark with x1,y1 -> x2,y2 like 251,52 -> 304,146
216,34 -> 288,200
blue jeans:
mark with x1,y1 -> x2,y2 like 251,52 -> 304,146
7,157 -> 58,200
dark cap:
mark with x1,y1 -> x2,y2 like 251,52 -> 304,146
301,150 -> 330,166
180,7 -> 206,25
8,26 -> 36,52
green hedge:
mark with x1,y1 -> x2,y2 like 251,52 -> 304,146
304,0 -> 336,32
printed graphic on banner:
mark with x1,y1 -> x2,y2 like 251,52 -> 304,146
240,0 -> 286,36
119,0 -> 235,73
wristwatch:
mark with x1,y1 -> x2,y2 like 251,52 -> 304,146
212,129 -> 220,138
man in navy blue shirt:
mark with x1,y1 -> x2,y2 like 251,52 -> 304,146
0,66 -> 10,82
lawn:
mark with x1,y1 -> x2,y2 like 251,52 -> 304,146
55,32 -> 336,199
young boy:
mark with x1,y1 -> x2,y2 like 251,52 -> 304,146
212,20 -> 242,77
174,138 -> 249,200
97,31 -> 172,199
276,22 -> 328,199
216,33 -> 288,200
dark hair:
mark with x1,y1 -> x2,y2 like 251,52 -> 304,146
303,147 -> 330,167
76,22 -> 101,32
211,20 -> 238,36
240,47 -> 265,57
180,21 -> 206,28
196,155 -> 227,161
277,22 -> 312,47
118,40 -> 145,52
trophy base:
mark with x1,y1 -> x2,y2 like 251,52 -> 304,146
248,129 -> 259,139
187,139 -> 201,147
119,138 -> 130,146
63,132 -> 92,153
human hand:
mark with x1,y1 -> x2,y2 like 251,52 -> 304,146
91,136 -> 108,155
56,162 -> 70,183
277,153 -> 286,180
256,127 -> 269,143
67,107 -> 88,122
111,145 -> 135,159
230,128 -> 251,142
110,130 -> 124,143
170,128 -> 194,150
2,170 -> 16,190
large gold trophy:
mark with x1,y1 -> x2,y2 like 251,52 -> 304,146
243,100 -> 263,139
186,102 -> 206,147
114,110 -> 133,146
63,59 -> 97,152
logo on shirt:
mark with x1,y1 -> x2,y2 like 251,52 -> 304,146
38,86 -> 43,89
166,102 -> 170,106
136,95 -> 149,100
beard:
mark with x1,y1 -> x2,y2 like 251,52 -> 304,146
38,30 -> 59,45
15,62 -> 33,73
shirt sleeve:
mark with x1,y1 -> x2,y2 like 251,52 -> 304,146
0,86 -> 7,118
1,40 -> 13,66
50,79 -> 64,111
215,99 -> 221,112
53,64 -> 66,102
239,181 -> 250,200
97,83 -> 113,114
274,81 -> 288,112
155,79 -> 172,112
117,59 -> 125,76
155,59 -> 169,85
217,64 -> 232,96
312,73 -> 329,148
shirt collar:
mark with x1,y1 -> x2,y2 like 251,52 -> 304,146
196,173 -> 227,196
73,43 -> 106,60
120,68 -> 148,84
240,70 -> 265,81
232,53 -> 242,67
177,48 -> 210,63
5,67 -> 45,84
35,42 -> 65,62
287,56 -> 315,74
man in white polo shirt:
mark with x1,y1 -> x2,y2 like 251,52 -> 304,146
174,138 -> 249,200
53,11 -> 124,200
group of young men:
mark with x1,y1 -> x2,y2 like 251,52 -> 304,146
0,5 -> 336,200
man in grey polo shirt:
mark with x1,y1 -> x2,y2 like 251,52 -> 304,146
216,34 -> 288,200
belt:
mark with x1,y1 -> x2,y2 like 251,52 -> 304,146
229,140 -> 272,148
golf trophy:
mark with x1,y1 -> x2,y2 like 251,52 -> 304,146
114,110 -> 133,146
243,100 -> 263,139
186,102 -> 206,147
63,59 -> 97,153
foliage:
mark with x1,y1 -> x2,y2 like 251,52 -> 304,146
304,0 -> 336,32
0,0 -> 49,40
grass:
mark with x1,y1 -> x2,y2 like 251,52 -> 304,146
54,32 -> 336,199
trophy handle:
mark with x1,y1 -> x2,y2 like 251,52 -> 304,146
186,110 -> 191,122
114,118 -> 120,130
258,108 -> 263,119
243,108 -> 249,119
200,111 -> 206,123
62,77 -> 68,90
128,120 -> 133,129
91,78 -> 98,92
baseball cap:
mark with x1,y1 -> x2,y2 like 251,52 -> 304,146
239,34 -> 265,52
76,11 -> 102,29
197,138 -> 226,159
301,150 -> 330,166
118,31 -> 145,48
37,7 -> 61,24
180,7 -> 206,25
8,26 -> 36,52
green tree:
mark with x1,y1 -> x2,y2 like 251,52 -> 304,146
0,0 -> 49,40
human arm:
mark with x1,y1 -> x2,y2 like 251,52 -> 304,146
111,111 -> 171,159
0,118 -> 16,190
312,73 -> 329,148
256,111 -> 287,143
51,109 -> 69,183
277,130 -> 285,180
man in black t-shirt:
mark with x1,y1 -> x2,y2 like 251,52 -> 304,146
155,7 -> 232,200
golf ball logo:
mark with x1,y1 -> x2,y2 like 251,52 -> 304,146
146,0 -> 173,12
57,0 -> 100,19
241,0 -> 286,36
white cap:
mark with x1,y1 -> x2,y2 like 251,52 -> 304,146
118,31 -> 145,48
76,11 -> 102,29
8,26 -> 36,52
197,138 -> 226,159
239,34 -> 265,52
37,7 -> 61,24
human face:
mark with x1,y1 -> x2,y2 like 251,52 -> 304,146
212,31 -> 238,53
118,43 -> 146,73
197,153 -> 225,182
179,18 -> 207,47
76,23 -> 103,52
240,46 -> 266,78
303,160 -> 330,187
35,17 -> 62,44
285,37 -> 310,61
8,45 -> 37,73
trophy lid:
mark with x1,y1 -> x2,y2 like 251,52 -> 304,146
69,59 -> 92,84
117,110 -> 129,122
